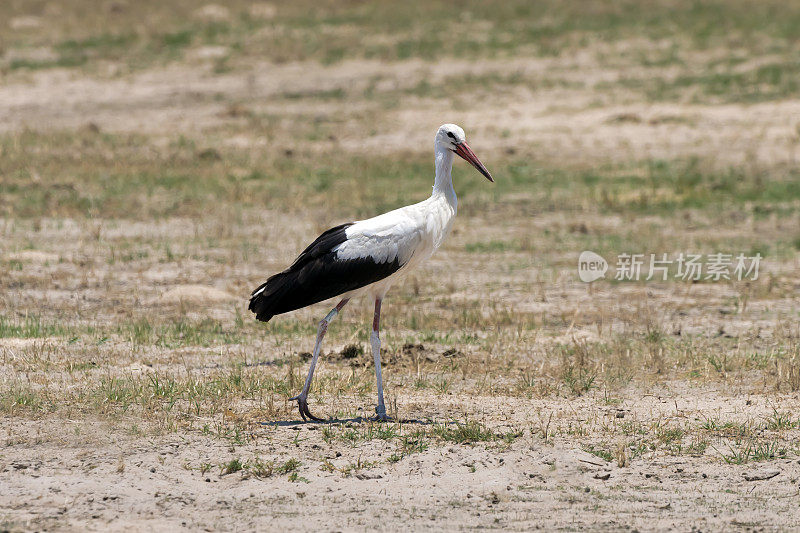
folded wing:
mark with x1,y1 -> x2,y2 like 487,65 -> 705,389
249,213 -> 422,322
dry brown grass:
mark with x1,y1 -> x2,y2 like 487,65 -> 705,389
2,1 -> 800,530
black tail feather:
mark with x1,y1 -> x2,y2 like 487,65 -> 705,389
248,276 -> 281,323
248,270 -> 301,323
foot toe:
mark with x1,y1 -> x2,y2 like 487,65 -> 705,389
292,395 -> 324,422
371,407 -> 392,422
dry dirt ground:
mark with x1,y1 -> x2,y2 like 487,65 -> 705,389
2,1 -> 800,531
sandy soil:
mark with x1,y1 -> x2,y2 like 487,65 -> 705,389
2,53 -> 799,168
3,391 -> 800,531
3,24 -> 800,532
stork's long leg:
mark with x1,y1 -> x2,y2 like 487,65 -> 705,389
371,298 -> 390,421
289,298 -> 349,422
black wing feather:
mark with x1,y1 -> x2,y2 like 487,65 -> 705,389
248,223 -> 401,322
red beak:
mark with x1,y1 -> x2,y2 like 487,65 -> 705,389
454,142 -> 493,182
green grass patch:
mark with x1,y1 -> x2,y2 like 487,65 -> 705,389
610,59 -> 800,103
0,315 -> 72,338
118,318 -> 249,348
717,439 -> 788,464
3,0 -> 800,72
583,444 -> 613,462
0,383 -> 56,413
3,131 -> 799,221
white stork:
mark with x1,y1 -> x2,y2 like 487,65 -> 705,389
249,124 -> 493,421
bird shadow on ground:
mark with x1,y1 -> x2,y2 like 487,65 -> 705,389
263,417 -> 432,427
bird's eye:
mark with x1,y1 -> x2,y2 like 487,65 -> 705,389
446,131 -> 456,140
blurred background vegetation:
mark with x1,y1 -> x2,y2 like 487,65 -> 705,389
1,0 -> 799,470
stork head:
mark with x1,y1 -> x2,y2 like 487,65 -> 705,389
435,124 -> 494,182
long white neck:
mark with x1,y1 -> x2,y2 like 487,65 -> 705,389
432,143 -> 456,203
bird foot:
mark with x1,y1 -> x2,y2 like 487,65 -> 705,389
371,406 -> 392,422
288,394 -> 324,422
